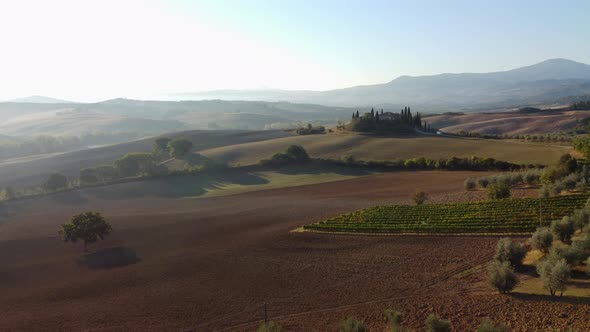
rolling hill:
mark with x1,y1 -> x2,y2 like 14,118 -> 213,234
173,59 -> 590,110
0,130 -> 292,189
426,108 -> 590,135
199,132 -> 571,166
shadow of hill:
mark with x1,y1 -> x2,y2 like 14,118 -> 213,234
78,247 -> 140,270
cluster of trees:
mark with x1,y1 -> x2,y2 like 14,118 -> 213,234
260,145 -> 310,167
569,100 -> 590,110
295,123 -> 326,135
258,312 -> 510,332
464,169 -> 543,191
454,131 -> 574,143
488,199 -> 590,298
0,132 -> 144,160
79,137 -> 194,185
347,107 -> 434,133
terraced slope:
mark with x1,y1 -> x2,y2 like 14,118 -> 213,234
305,193 -> 590,234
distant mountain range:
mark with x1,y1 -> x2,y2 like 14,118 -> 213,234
6,95 -> 74,104
170,59 -> 590,110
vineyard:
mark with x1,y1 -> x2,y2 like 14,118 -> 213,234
304,194 -> 590,234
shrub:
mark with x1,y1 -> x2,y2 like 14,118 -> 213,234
477,317 -> 510,332
412,191 -> 428,205
551,216 -> 575,243
464,178 -> 476,191
425,314 -> 451,332
384,309 -> 402,332
339,317 -> 367,332
487,261 -> 519,294
494,237 -> 527,268
531,227 -> 553,253
487,182 -> 511,200
477,178 -> 490,188
537,251 -> 570,297
256,321 -> 282,332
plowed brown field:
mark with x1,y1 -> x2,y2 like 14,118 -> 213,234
0,171 -> 587,331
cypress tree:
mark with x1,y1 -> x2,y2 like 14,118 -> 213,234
355,110 -> 360,118
371,108 -> 375,117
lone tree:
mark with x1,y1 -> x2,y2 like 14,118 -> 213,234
494,237 -> 527,268
487,261 -> 519,294
425,314 -> 451,332
531,227 -> 553,253
537,251 -> 570,297
44,173 -> 68,192
59,212 -> 112,252
412,191 -> 428,205
167,139 -> 194,158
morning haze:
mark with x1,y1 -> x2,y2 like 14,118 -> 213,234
1,1 -> 590,331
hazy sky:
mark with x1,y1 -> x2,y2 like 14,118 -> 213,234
1,0 -> 589,102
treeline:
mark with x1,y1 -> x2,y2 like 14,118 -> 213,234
454,131 -> 574,143
325,155 -> 538,172
0,132 -> 145,159
569,100 -> 590,110
347,106 -> 436,133
258,311 -> 509,332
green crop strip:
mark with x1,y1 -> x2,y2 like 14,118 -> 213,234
304,194 -> 590,234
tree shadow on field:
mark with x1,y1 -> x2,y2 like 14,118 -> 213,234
510,292 -> 590,305
274,163 -> 371,176
49,190 -> 89,205
90,171 -> 269,200
78,246 -> 141,270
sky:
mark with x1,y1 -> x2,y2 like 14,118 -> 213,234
0,0 -> 589,102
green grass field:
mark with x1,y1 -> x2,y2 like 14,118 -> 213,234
199,133 -> 571,166
304,193 -> 590,234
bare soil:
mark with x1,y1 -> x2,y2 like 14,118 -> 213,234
0,171 -> 587,331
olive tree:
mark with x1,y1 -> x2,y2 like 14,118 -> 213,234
412,191 -> 428,205
536,251 -> 570,297
572,209 -> 590,231
339,317 -> 367,332
153,137 -> 172,159
59,212 -> 112,252
425,314 -> 451,332
384,309 -> 402,332
256,321 -> 282,332
531,227 -> 553,253
551,216 -> 575,243
494,237 -> 527,268
487,261 -> 519,294
487,182 -> 510,200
